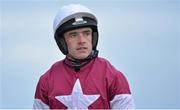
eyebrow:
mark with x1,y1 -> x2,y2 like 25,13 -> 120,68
68,32 -> 77,36
83,30 -> 92,33
68,29 -> 92,36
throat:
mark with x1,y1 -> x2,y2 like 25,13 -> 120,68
64,50 -> 98,72
64,56 -> 91,72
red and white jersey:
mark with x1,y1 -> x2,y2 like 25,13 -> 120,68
33,57 -> 135,109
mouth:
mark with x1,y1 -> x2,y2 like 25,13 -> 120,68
76,47 -> 87,51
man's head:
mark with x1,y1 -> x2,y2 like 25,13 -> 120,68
64,27 -> 92,59
53,4 -> 98,59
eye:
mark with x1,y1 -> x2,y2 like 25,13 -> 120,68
69,33 -> 77,38
83,31 -> 91,37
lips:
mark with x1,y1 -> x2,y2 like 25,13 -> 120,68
76,47 -> 87,51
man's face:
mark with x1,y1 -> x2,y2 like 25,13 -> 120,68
64,27 -> 93,59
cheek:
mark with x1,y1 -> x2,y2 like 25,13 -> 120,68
88,40 -> 93,47
66,40 -> 75,50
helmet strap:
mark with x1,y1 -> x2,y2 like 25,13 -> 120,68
64,50 -> 98,72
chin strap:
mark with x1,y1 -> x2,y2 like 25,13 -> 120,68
64,50 -> 99,72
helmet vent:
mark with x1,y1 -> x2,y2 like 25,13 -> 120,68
72,17 -> 87,25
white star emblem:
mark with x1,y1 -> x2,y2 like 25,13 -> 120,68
55,79 -> 100,109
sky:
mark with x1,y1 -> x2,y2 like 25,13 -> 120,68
0,0 -> 180,109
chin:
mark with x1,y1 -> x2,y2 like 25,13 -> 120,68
74,51 -> 91,59
77,56 -> 88,59
76,54 -> 89,59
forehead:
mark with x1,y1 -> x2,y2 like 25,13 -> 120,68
64,27 -> 92,34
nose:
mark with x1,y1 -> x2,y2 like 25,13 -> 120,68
77,33 -> 85,44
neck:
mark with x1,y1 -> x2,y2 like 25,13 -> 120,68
64,50 -> 98,72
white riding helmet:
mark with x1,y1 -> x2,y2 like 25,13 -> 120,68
53,4 -> 98,55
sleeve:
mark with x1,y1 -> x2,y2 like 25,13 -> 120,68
109,71 -> 135,109
33,73 -> 50,109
